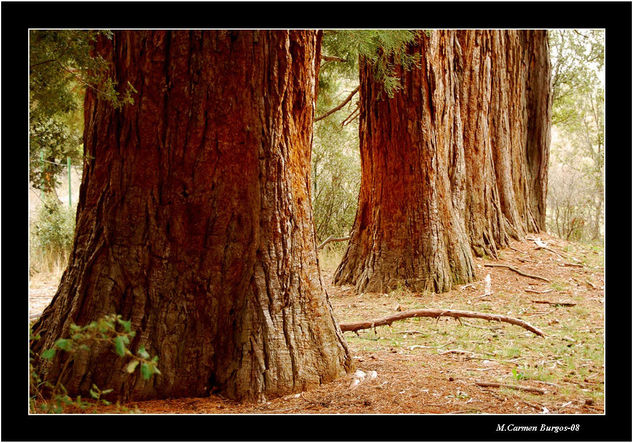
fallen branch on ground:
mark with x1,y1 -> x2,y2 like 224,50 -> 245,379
560,262 -> 584,268
339,308 -> 545,336
529,238 -> 577,262
525,288 -> 553,294
317,235 -> 351,250
475,382 -> 546,395
531,300 -> 576,307
536,245 -> 567,259
484,263 -> 550,282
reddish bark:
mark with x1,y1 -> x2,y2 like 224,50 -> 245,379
333,32 -> 475,294
335,30 -> 551,292
458,30 -> 551,252
31,30 -> 351,402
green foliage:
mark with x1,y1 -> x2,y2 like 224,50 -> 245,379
320,30 -> 419,98
30,314 -> 159,414
312,80 -> 361,241
549,29 -> 604,123
512,367 -> 526,381
29,115 -> 83,192
29,30 -> 136,192
31,196 -> 76,269
547,30 -> 604,243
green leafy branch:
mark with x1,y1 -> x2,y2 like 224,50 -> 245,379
31,314 -> 159,413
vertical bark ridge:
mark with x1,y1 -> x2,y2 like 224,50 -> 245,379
457,30 -> 551,255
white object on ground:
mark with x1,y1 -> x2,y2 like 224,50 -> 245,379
484,274 -> 492,296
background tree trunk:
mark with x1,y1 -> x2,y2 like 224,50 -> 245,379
32,30 -> 351,402
333,32 -> 475,294
334,30 -> 551,292
457,31 -> 510,257
458,30 -> 551,255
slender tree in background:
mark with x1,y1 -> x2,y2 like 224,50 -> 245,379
334,30 -> 551,293
547,29 -> 604,243
32,30 -> 351,402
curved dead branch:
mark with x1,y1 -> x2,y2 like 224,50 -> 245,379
339,308 -> 545,337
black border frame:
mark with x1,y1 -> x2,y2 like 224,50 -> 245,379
2,2 -> 631,441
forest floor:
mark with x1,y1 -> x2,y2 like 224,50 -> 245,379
29,233 -> 605,415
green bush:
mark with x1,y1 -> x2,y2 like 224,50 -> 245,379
30,314 -> 160,413
30,195 -> 76,270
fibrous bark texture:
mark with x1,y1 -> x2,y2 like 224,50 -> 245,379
458,30 -> 551,255
334,30 -> 551,293
31,30 -> 351,402
333,32 -> 476,294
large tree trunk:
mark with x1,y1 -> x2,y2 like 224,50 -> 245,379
334,30 -> 551,292
31,30 -> 351,402
333,32 -> 475,294
459,30 -> 550,248
457,31 -> 510,258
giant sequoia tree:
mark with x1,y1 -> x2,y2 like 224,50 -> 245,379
459,30 -> 551,256
333,31 -> 475,294
31,30 -> 351,402
334,30 -> 551,293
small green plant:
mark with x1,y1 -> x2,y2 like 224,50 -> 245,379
511,367 -> 526,381
30,314 -> 159,414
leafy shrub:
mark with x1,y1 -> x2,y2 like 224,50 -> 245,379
30,195 -> 76,271
30,314 -> 160,413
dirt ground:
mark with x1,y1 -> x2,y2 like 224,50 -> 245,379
29,233 -> 604,415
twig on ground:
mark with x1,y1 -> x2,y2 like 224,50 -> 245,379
484,263 -> 550,282
517,257 -> 537,264
482,389 -> 507,402
560,262 -> 584,268
585,280 -> 598,290
535,245 -> 567,259
339,308 -> 545,336
524,308 -> 556,317
475,382 -> 546,395
532,380 -> 560,387
440,349 -> 496,357
531,300 -> 577,307
525,288 -> 553,294
520,399 -> 545,410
